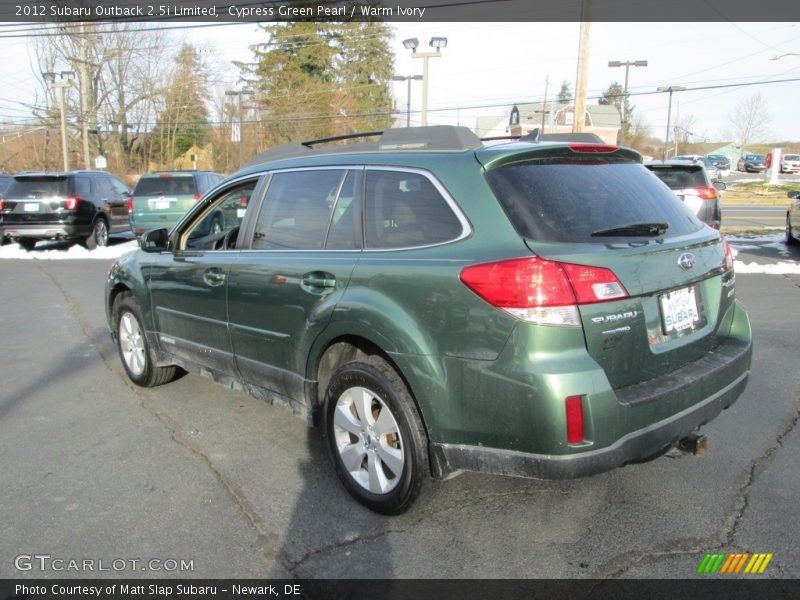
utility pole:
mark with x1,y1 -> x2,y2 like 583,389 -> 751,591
573,1 -> 592,133
43,71 -> 75,171
657,85 -> 686,161
541,75 -> 549,131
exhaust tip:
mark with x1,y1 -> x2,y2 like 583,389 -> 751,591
678,433 -> 708,456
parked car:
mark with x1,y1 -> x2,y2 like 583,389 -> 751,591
106,126 -> 752,514
0,170 -> 131,250
780,153 -> 800,174
787,190 -> 800,246
706,154 -> 731,171
737,154 -> 767,173
672,155 -> 722,180
129,170 -> 223,236
644,159 -> 725,229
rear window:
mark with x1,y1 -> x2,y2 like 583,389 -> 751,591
6,176 -> 69,198
646,165 -> 707,189
134,174 -> 197,197
485,159 -> 703,243
784,154 -> 800,161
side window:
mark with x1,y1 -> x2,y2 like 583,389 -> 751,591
74,175 -> 91,198
324,171 -> 360,250
182,180 -> 258,250
252,170 -> 344,250
364,170 -> 463,249
95,176 -> 115,198
110,177 -> 129,196
196,174 -> 210,193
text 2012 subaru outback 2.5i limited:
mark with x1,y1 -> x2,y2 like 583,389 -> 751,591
105,126 -> 752,514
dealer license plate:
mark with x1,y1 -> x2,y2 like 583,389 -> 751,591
660,286 -> 701,333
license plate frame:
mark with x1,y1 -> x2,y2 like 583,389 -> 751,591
660,285 -> 701,334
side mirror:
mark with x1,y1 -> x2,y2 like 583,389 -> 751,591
139,228 -> 169,252
713,181 -> 727,191
788,191 -> 800,199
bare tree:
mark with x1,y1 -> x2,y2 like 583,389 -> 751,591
627,112 -> 652,153
32,23 -> 177,174
725,93 -> 772,150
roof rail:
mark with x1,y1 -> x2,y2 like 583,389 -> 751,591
248,125 -> 483,166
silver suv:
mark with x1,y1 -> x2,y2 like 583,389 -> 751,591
644,159 -> 725,229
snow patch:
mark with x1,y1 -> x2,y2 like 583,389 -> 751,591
0,241 -> 138,260
735,261 -> 800,274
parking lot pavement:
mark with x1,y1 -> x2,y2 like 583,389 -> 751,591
1,254 -> 799,579
0,260 -> 285,579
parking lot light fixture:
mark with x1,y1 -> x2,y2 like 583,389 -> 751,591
403,36 -> 447,126
657,85 -> 686,161
393,75 -> 423,127
607,59 -> 648,145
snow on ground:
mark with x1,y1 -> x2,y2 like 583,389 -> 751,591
734,261 -> 800,274
0,240 -> 138,260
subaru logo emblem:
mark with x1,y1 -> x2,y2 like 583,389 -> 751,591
678,253 -> 695,270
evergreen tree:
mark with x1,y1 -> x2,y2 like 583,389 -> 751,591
240,21 -> 394,146
599,81 -> 634,141
557,81 -> 572,103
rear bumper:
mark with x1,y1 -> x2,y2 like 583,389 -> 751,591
1,222 -> 91,239
429,336 -> 751,480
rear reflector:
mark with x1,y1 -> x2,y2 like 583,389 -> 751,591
460,256 -> 628,327
565,396 -> 585,444
722,239 -> 734,272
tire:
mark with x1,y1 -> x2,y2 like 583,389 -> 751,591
113,293 -> 176,387
17,238 -> 38,251
85,217 -> 109,250
787,215 -> 799,246
323,355 -> 428,515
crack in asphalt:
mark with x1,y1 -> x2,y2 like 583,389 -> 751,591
594,391 -> 800,578
35,261 -> 296,576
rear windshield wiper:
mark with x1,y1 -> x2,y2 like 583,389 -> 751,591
591,222 -> 669,237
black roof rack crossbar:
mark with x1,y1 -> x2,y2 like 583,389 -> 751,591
301,131 -> 384,148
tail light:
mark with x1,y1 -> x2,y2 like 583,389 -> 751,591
565,395 -> 585,444
64,196 -> 82,211
692,185 -> 718,200
722,239 -> 734,273
459,257 -> 628,327
127,196 -> 133,213
0,198 -> 5,211
194,193 -> 201,202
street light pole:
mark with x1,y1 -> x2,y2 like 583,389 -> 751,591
608,59 -> 647,144
392,75 -> 423,127
657,85 -> 686,161
403,37 -> 447,127
43,71 -> 75,172
225,89 -> 255,169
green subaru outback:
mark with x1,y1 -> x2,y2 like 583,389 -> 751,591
106,126 -> 752,514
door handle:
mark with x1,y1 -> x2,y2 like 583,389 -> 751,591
203,268 -> 226,287
302,272 -> 336,290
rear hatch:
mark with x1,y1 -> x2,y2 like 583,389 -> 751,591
479,144 -> 733,390
132,173 -> 199,228
0,174 -> 71,225
644,163 -> 715,218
